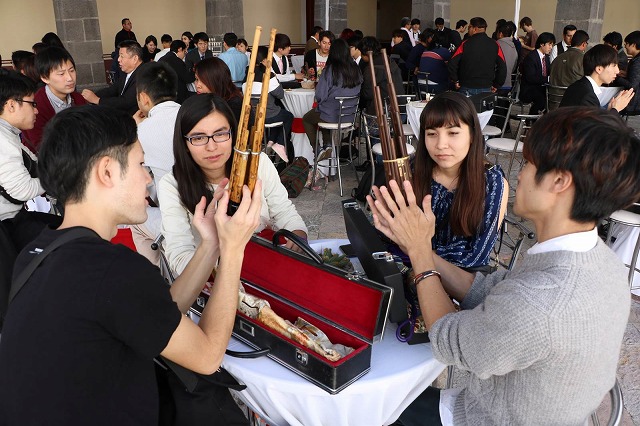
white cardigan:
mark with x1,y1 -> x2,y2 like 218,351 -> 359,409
0,120 -> 43,221
158,152 -> 307,276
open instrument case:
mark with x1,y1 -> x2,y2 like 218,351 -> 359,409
189,230 -> 391,394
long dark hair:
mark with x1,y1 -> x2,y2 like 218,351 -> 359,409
412,92 -> 486,237
326,38 -> 362,88
195,57 -> 242,100
172,94 -> 238,214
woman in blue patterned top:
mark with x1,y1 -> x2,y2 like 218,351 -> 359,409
412,91 -> 509,270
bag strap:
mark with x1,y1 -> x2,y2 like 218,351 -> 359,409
8,228 -> 97,305
0,150 -> 39,205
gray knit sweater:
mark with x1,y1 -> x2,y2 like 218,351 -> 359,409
430,240 -> 630,425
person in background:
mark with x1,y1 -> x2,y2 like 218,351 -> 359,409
340,28 -> 355,40
112,18 -> 136,81
391,29 -> 413,80
347,35 -> 366,73
185,32 -> 213,72
519,32 -> 556,114
41,32 -> 64,49
603,31 -> 629,72
271,33 -> 303,82
491,18 -> 507,40
496,23 -> 518,89
23,46 -> 86,150
0,70 -> 61,250
518,16 -> 538,61
304,30 -> 334,76
303,38 -> 362,159
371,106 -> 639,425
194,57 -> 245,126
306,26 -> 323,54
219,32 -> 248,85
550,24 -> 577,63
411,19 -> 422,43
236,38 -> 251,60
158,40 -> 195,104
159,94 -> 307,276
417,31 -> 452,95
550,30 -> 590,87
359,36 -> 403,114
153,34 -> 172,62
181,31 -> 195,52
616,30 -> 640,112
141,35 -> 158,63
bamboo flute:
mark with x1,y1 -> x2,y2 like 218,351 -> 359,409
227,26 -> 277,215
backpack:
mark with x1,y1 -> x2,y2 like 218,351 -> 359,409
279,157 -> 310,198
351,162 -> 386,202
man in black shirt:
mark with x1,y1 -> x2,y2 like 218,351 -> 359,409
0,105 -> 261,425
115,17 -> 137,51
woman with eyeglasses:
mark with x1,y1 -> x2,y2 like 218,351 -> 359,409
158,94 -> 307,276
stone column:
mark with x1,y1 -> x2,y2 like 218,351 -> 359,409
314,0 -> 347,34
205,0 -> 245,39
553,0 -> 606,46
52,0 -> 105,89
412,0 -> 451,28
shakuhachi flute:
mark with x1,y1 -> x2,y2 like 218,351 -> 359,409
368,49 -> 413,199
227,27 -> 277,215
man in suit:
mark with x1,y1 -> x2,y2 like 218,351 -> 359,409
81,40 -> 143,116
272,33 -> 303,82
185,32 -> 213,72
550,24 -> 576,63
560,44 -> 634,111
158,40 -> 194,103
550,30 -> 589,87
520,32 -> 555,114
305,26 -> 323,54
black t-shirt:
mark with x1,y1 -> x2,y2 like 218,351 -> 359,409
0,227 -> 182,426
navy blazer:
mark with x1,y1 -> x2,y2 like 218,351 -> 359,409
520,51 -> 551,90
559,77 -> 600,108
95,66 -> 140,115
159,52 -> 195,103
185,49 -> 213,72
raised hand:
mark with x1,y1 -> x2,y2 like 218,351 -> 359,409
215,180 -> 262,255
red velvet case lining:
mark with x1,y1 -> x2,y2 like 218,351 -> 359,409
238,283 -> 366,366
241,239 -> 384,342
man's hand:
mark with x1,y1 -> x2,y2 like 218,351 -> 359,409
215,180 -> 262,255
367,180 -> 434,257
132,109 -> 146,125
81,89 -> 100,104
491,86 -> 498,93
283,230 -> 308,253
609,88 -> 635,112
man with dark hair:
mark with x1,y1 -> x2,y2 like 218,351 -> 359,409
0,104 -> 261,425
347,35 -> 366,72
130,62 -> 181,263
369,106 -> 640,425
560,44 -> 634,111
0,70 -> 60,249
154,33 -> 173,62
11,51 -> 34,75
496,23 -> 518,80
305,26 -> 323,53
115,18 -> 136,51
603,31 -> 628,72
520,32 -> 556,114
272,33 -> 303,82
550,24 -> 577,63
185,32 -> 213,72
617,31 -> 640,112
448,16 -> 507,94
550,29 -> 589,87
22,46 -> 86,150
455,19 -> 468,37
82,40 -> 144,115
219,32 -> 248,84
158,40 -> 194,103
411,18 -> 421,43
303,30 -> 334,74
391,29 -> 413,79
434,17 -> 454,49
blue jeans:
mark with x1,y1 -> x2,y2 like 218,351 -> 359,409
459,87 -> 492,96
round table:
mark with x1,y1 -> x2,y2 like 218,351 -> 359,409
282,88 -> 316,165
223,322 -> 445,426
406,101 -> 493,139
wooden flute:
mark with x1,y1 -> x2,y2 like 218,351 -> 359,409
368,49 -> 413,197
227,27 -> 278,215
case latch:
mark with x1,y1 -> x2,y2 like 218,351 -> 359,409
343,202 -> 360,210
295,348 -> 308,366
345,271 -> 364,281
372,251 -> 394,262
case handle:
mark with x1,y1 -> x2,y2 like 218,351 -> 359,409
225,348 -> 270,358
272,229 -> 323,264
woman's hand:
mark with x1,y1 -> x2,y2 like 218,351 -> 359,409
215,180 -> 262,255
191,178 -> 229,245
367,180 -> 434,258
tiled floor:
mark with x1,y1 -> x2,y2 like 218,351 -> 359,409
290,114 -> 640,424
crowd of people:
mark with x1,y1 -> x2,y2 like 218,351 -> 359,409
0,12 -> 639,426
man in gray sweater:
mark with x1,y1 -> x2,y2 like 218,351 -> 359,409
368,106 -> 640,425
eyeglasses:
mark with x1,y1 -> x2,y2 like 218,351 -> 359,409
15,99 -> 37,108
184,130 -> 232,146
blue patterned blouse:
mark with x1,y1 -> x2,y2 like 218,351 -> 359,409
431,165 -> 505,268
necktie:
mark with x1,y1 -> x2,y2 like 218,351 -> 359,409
542,57 -> 547,77
200,55 -> 204,61
277,56 -> 284,73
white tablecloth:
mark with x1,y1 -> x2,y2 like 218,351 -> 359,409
223,322 -> 445,426
406,101 -> 493,141
282,89 -> 316,165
